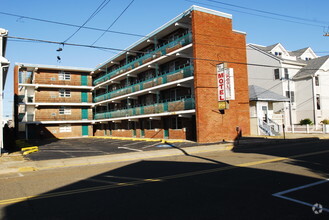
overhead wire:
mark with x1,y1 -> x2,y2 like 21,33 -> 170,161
203,0 -> 329,26
91,0 -> 135,45
6,35 -> 328,72
64,0 -> 112,43
186,0 -> 326,28
0,11 -> 146,38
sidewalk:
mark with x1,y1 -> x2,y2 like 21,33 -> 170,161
0,143 -> 233,175
1,133 -> 328,175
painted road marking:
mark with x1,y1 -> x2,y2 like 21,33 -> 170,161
118,147 -> 143,152
1,149 -> 329,205
272,179 -> 329,213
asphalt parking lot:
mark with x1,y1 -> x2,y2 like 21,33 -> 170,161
24,138 -> 208,161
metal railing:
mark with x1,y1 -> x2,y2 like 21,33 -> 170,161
258,118 -> 280,136
93,32 -> 192,85
94,64 -> 193,102
94,97 -> 195,120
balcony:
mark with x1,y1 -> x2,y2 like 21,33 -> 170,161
35,115 -> 92,121
94,64 -> 193,102
34,97 -> 90,103
94,97 -> 195,120
34,78 -> 90,86
93,32 -> 192,86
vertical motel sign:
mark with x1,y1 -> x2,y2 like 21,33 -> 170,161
216,63 -> 235,110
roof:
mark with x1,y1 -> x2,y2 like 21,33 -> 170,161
289,47 -> 309,57
293,55 -> 329,80
249,85 -> 289,102
248,43 -> 308,65
15,63 -> 93,72
252,43 -> 280,52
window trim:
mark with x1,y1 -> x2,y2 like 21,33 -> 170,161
59,89 -> 71,98
59,124 -> 72,133
58,71 -> 71,81
59,106 -> 71,115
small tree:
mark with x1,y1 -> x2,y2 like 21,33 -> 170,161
300,118 -> 313,125
321,119 -> 329,124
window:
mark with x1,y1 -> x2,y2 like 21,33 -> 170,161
59,71 -> 71,80
59,107 -> 71,115
286,91 -> 295,102
59,124 -> 72,133
274,69 -> 280,80
274,52 -> 282,56
284,68 -> 289,79
316,94 -> 321,110
59,89 -> 71,97
315,76 -> 319,86
170,116 -> 182,129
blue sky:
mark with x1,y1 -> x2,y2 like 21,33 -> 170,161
1,0 -> 329,117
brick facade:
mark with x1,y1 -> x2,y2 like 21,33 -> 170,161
35,107 -> 93,121
192,10 -> 250,143
34,69 -> 92,86
27,124 -> 92,139
34,89 -> 92,103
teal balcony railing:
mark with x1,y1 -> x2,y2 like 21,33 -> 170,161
94,64 -> 193,102
93,32 -> 192,86
94,97 -> 195,120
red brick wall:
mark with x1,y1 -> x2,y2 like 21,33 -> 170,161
28,124 -> 92,139
35,107 -> 92,121
169,129 -> 186,140
34,69 -> 92,86
192,11 -> 250,143
144,129 -> 164,139
111,130 -> 133,137
35,88 -> 92,103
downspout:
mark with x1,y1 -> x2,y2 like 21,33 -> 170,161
311,76 -> 317,125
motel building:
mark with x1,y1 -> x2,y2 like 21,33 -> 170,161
14,6 -> 250,143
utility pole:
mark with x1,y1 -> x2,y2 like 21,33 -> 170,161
0,28 -> 10,154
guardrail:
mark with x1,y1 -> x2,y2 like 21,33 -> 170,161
93,32 -> 192,86
94,64 -> 193,102
94,97 -> 195,120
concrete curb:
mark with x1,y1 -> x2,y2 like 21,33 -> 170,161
0,143 -> 234,175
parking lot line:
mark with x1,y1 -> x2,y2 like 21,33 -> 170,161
118,147 -> 143,152
272,179 -> 329,213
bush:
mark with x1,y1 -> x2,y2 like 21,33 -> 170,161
300,118 -> 313,125
321,119 -> 329,124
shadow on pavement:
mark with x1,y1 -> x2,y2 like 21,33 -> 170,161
232,137 -> 329,179
3,153 -> 329,219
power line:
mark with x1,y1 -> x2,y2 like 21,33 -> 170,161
64,0 -> 112,43
203,0 -> 329,26
92,0 -> 135,45
6,35 -> 328,72
186,0 -> 326,28
0,11 -> 146,38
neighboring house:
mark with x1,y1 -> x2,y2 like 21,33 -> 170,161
0,28 -> 10,153
13,6 -> 251,143
14,64 -> 94,139
247,43 -> 328,129
293,55 -> 329,125
249,85 -> 289,135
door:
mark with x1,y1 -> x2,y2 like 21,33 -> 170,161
82,125 -> 89,136
81,75 -> 88,86
163,117 -> 169,139
81,92 -> 88,102
82,108 -> 89,120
